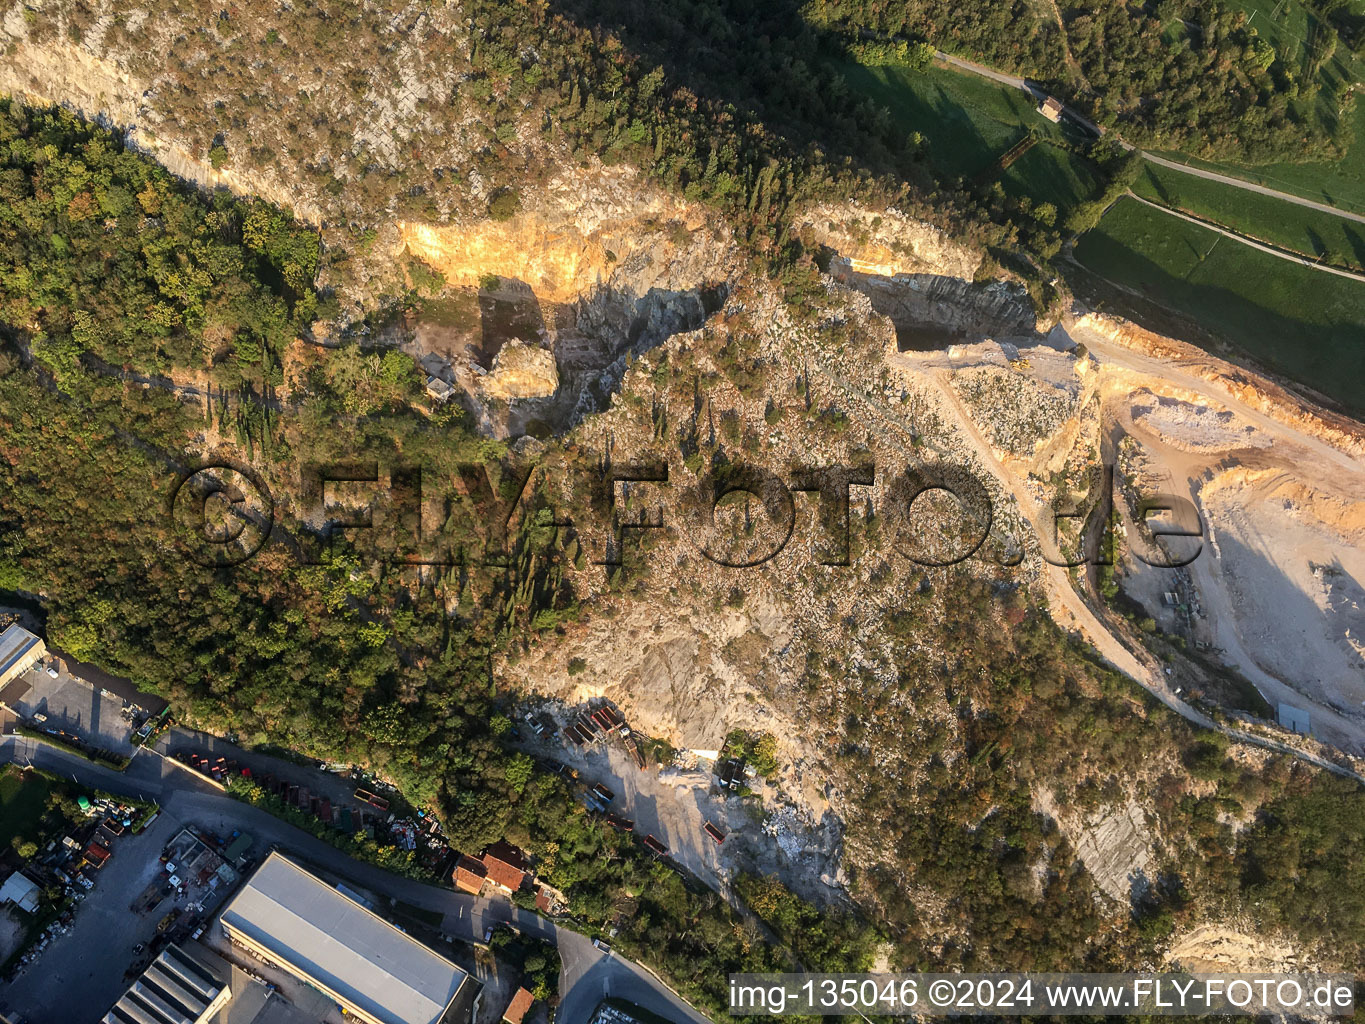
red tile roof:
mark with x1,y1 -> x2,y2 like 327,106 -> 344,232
481,841 -> 529,891
503,988 -> 535,1024
453,854 -> 487,894
482,854 -> 526,892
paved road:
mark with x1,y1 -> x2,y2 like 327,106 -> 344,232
1123,192 -> 1365,283
933,51 -> 1365,224
0,737 -> 714,1024
1140,151 -> 1365,226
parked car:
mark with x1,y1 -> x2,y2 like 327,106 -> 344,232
593,937 -> 612,954
704,821 -> 726,845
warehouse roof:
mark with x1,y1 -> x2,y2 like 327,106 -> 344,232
0,624 -> 44,687
219,852 -> 467,1024
103,944 -> 227,1024
0,871 -> 40,913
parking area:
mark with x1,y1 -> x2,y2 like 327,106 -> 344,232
4,810 -> 179,1019
2,812 -> 257,1022
6,662 -> 135,757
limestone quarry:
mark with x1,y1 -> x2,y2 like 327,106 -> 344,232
6,0 -> 1364,974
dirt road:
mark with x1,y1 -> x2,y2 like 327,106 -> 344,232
886,339 -> 1365,783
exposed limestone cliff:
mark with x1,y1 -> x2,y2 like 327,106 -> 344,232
397,164 -> 710,304
481,341 -> 559,400
797,201 -> 980,280
0,34 -> 323,223
1075,313 -> 1365,459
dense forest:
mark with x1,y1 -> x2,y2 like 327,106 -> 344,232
0,101 -> 324,390
0,100 -> 876,1012
804,0 -> 1361,161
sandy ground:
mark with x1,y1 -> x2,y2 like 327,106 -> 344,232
1099,367 -> 1365,753
1200,471 -> 1365,716
893,314 -> 1365,758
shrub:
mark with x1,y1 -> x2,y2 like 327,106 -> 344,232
489,189 -> 520,221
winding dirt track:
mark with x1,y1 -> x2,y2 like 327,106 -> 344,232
889,331 -> 1365,783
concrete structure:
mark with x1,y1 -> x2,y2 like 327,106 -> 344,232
1038,95 -> 1064,123
425,375 -> 456,402
0,623 -> 46,690
0,870 -> 41,913
103,944 -> 233,1024
218,852 -> 475,1024
1278,703 -> 1312,736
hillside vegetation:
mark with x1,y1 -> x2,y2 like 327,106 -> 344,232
1,0 -> 1364,1000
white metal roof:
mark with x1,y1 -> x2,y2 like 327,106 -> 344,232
219,852 -> 466,1024
0,871 -> 40,912
0,624 -> 44,685
103,944 -> 226,1024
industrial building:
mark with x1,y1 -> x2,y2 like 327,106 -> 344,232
102,944 -> 233,1024
218,852 -> 477,1024
0,623 -> 46,691
0,871 -> 41,913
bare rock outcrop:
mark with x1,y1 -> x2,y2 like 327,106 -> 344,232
480,341 -> 559,401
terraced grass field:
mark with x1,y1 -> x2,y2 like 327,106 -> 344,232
1074,196 -> 1365,414
1132,161 -> 1365,271
841,61 -> 1103,215
1151,103 -> 1365,216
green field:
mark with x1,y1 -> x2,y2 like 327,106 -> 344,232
1152,102 -> 1365,215
1147,0 -> 1365,213
1223,0 -> 1365,84
1074,196 -> 1365,413
842,62 -> 1103,215
0,764 -> 55,851
1132,161 -> 1365,270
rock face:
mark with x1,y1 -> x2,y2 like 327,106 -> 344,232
398,164 -> 705,304
1075,313 -> 1365,457
434,279 -> 720,438
833,266 -> 1038,349
798,201 -> 981,280
0,35 -> 324,224
402,165 -> 733,438
481,341 -> 559,401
